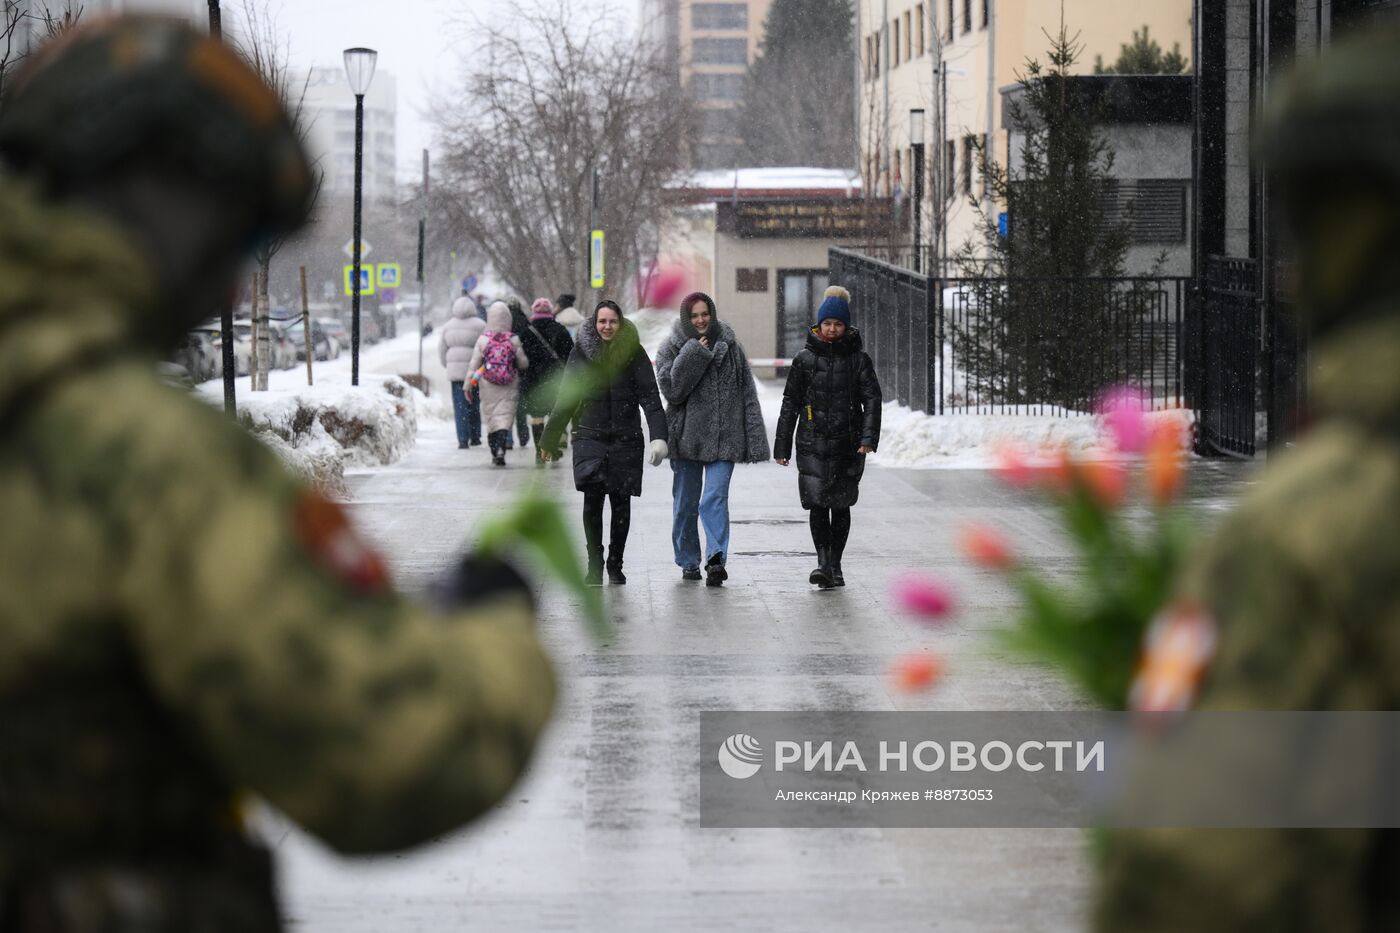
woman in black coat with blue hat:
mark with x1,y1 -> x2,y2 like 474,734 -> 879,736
773,285 -> 882,589
543,301 -> 668,586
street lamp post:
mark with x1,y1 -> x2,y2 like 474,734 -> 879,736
343,46 -> 378,387
910,108 -> 926,275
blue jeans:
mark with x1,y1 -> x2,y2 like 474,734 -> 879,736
671,459 -> 735,569
451,381 -> 481,445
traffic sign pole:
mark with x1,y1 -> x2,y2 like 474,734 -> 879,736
418,149 -> 428,379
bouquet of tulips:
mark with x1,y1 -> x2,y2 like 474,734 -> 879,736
891,389 -> 1195,710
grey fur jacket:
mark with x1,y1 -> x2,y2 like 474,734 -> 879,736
654,301 -> 770,464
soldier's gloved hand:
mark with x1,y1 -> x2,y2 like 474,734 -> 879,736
427,553 -> 536,615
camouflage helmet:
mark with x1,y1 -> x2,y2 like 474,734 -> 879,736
1257,26 -> 1400,190
0,15 -> 312,241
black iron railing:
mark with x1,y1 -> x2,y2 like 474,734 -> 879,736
830,246 -> 1191,418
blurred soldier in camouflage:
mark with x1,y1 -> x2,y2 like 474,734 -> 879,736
0,17 -> 554,932
1097,27 -> 1400,933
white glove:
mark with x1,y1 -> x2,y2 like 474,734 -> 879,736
649,439 -> 668,466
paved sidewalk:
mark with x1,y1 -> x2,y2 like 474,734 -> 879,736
270,369 -> 1252,932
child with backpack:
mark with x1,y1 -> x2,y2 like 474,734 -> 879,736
468,300 -> 531,466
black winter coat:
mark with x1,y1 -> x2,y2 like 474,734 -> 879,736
773,327 -> 882,509
542,316 -> 667,497
513,312 -> 575,416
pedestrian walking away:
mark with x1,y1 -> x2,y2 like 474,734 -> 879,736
0,17 -> 555,933
554,292 -> 584,338
542,300 -> 668,586
439,289 -> 486,448
521,296 -> 576,466
469,301 -> 530,466
654,291 -> 770,586
507,297 -> 536,450
773,286 -> 882,589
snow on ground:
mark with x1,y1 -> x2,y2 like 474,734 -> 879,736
194,328 -> 450,494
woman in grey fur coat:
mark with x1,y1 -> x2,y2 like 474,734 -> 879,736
654,291 -> 770,586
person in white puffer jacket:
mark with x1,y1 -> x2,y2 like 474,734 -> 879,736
439,291 -> 486,448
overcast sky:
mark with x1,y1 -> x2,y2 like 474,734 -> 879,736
275,0 -> 636,181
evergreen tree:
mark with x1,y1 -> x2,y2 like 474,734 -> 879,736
955,26 -> 1146,411
736,0 -> 855,167
1094,25 -> 1189,75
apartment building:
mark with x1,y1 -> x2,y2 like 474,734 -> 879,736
640,0 -> 774,168
857,0 -> 1192,269
298,66 -> 398,204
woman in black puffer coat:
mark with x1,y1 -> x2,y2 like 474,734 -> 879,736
773,286 -> 882,589
543,301 -> 668,586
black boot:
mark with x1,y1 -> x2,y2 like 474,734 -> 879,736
809,547 -> 831,586
532,423 -> 547,467
585,547 -> 604,586
606,544 -> 627,585
705,553 -> 728,587
830,547 -> 846,588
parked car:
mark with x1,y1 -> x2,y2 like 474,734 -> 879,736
266,321 -> 299,370
230,320 -> 254,376
283,318 -> 335,362
317,317 -> 348,358
174,328 -> 221,383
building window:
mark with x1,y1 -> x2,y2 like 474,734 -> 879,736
699,109 -> 739,138
694,142 -> 742,169
982,0 -> 989,28
693,37 -> 747,65
904,11 -> 912,61
963,0 -> 972,34
736,268 -> 768,292
892,18 -> 900,67
692,3 -> 746,30
962,135 -> 976,195
945,140 -> 956,200
917,4 -> 925,54
945,0 -> 954,41
690,72 -> 745,101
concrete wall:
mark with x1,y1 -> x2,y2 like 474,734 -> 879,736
1224,0 -> 1253,258
713,234 -> 857,359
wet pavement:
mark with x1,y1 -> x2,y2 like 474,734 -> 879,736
269,374 -> 1258,932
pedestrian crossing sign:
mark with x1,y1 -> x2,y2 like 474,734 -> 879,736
590,230 -> 605,289
343,265 -> 376,296
376,263 -> 402,289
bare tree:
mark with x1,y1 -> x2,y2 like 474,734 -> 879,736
227,0 -> 319,390
1,2 -> 82,103
433,0 -> 694,302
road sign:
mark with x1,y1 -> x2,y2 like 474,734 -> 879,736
590,230 -> 605,289
376,263 -> 402,289
343,265 -> 376,296
343,238 -> 374,261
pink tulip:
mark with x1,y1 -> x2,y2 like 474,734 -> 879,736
891,652 -> 944,693
893,575 -> 957,622
1098,386 -> 1149,453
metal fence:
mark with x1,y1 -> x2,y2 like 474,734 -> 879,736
1198,256 -> 1261,457
830,247 -> 1191,417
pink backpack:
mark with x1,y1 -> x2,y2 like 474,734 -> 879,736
481,331 -> 518,385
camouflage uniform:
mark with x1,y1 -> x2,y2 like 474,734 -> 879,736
1096,29 -> 1400,933
0,20 -> 554,933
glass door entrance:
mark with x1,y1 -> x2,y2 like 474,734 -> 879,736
777,269 -> 829,362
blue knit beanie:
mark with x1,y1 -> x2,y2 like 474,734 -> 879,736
816,285 -> 851,327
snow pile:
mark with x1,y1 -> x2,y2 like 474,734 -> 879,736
868,400 -> 1195,469
220,375 -> 421,469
